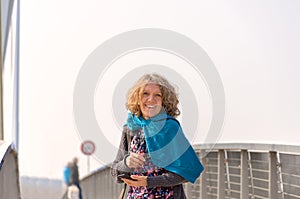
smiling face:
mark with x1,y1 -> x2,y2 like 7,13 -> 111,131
139,83 -> 163,120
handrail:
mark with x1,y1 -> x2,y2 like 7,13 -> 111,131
195,142 -> 300,154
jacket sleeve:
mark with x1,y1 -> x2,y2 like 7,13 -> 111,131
147,170 -> 187,188
110,126 -> 132,183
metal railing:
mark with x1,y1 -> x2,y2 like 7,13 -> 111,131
79,143 -> 300,199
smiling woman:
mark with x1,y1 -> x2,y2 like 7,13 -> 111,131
111,73 -> 204,199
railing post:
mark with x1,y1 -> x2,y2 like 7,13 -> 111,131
240,150 -> 249,198
218,150 -> 225,199
269,151 -> 278,199
185,183 -> 193,199
200,150 -> 207,199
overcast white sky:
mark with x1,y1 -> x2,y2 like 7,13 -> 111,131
4,0 -> 300,179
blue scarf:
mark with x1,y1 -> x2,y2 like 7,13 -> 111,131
126,112 -> 204,183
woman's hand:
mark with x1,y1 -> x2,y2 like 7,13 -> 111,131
125,152 -> 145,169
122,175 -> 147,187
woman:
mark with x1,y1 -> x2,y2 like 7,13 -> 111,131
111,73 -> 204,199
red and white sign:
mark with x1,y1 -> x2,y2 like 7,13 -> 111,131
80,140 -> 96,156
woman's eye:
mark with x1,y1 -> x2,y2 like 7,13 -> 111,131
156,94 -> 162,97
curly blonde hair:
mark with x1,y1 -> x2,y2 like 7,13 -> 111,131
126,73 -> 180,118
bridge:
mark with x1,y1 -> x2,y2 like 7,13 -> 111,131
2,142 -> 300,199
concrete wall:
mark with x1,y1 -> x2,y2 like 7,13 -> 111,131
0,142 -> 21,199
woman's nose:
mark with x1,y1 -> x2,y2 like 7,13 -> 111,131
147,94 -> 155,102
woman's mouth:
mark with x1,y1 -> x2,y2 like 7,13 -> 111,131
146,105 -> 156,109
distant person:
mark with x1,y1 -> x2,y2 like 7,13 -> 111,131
67,184 -> 80,199
70,157 -> 83,199
62,162 -> 73,199
63,162 -> 72,186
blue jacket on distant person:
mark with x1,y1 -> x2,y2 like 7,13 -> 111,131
63,165 -> 71,186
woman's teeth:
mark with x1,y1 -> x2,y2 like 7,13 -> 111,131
146,105 -> 155,108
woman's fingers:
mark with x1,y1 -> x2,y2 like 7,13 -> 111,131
127,157 -> 141,168
126,153 -> 145,168
122,175 -> 147,187
131,153 -> 146,167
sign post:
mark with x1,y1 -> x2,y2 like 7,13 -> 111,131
80,140 -> 96,173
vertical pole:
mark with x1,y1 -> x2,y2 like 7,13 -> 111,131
87,155 -> 90,173
0,0 -> 4,140
248,151 -> 255,197
13,0 -> 21,151
240,150 -> 249,198
200,150 -> 207,199
218,150 -> 225,199
224,150 -> 231,196
269,151 -> 278,199
276,153 -> 285,199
